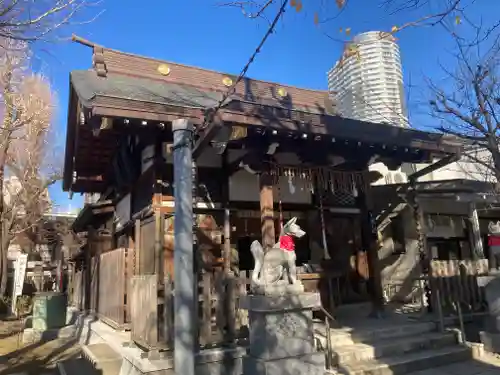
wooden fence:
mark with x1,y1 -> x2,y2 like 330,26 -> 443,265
129,271 -> 252,351
70,268 -> 85,310
130,275 -> 159,349
430,259 -> 489,315
69,248 -> 135,329
96,248 -> 135,329
128,269 -> 373,351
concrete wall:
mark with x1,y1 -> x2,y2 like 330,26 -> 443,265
417,149 -> 494,183
370,148 -> 495,187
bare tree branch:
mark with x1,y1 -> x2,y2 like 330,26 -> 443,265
0,0 -> 103,42
428,24 -> 500,187
0,38 -> 62,295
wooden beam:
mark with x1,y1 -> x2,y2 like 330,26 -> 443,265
192,116 -> 224,159
358,178 -> 385,317
408,154 -> 460,182
218,109 -> 462,156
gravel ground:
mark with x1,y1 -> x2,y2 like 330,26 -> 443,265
0,318 -> 80,375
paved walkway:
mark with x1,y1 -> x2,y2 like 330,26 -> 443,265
412,355 -> 500,375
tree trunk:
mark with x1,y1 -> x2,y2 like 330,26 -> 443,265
0,155 -> 7,297
0,244 -> 6,297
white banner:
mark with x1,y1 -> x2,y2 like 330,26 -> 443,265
11,253 -> 28,315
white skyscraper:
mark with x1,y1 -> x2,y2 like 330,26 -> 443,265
328,31 -> 408,127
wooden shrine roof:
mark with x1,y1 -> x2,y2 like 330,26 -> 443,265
64,38 -> 463,193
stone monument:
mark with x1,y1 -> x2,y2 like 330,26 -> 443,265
478,271 -> 500,353
241,217 -> 325,375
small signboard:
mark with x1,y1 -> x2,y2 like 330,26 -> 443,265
11,253 -> 28,315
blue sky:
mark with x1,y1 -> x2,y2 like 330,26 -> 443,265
38,0 -> 498,208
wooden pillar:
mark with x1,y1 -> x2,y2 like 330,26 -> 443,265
259,171 -> 275,250
134,219 -> 141,275
222,152 -> 236,343
222,152 -> 232,274
359,183 -> 384,317
85,226 -> 94,312
410,187 -> 433,312
154,139 -> 165,284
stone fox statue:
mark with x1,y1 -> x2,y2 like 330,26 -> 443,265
250,217 -> 306,290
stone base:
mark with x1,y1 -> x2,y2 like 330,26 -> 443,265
484,315 -> 500,333
241,293 -> 324,375
243,352 -> 325,375
480,331 -> 500,354
251,282 -> 304,296
22,325 -> 77,344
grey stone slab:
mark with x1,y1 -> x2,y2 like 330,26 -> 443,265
480,331 -> 500,353
484,315 -> 500,333
249,309 -> 314,360
22,325 -> 76,344
243,352 -> 325,375
252,282 -> 305,296
481,276 -> 500,317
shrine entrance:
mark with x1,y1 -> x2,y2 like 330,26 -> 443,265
228,162 -> 374,310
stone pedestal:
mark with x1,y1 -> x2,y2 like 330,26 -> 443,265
478,273 -> 500,353
240,292 -> 325,375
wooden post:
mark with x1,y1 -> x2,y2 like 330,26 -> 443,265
164,275 -> 174,350
259,171 -> 275,250
134,219 -> 141,275
359,184 -> 384,317
154,209 -> 164,282
410,187 -> 434,312
85,226 -> 94,312
222,152 -> 236,344
154,141 -> 165,284
222,152 -> 232,273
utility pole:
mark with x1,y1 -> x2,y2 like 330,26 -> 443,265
172,119 -> 195,375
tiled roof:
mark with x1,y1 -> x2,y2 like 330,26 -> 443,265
71,70 -> 223,109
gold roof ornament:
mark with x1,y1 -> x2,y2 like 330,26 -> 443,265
157,64 -> 171,76
222,76 -> 233,87
277,87 -> 288,98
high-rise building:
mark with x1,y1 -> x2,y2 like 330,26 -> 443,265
328,31 -> 408,127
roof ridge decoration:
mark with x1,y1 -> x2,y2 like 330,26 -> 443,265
72,35 -> 108,77
93,45 -> 107,77
71,35 -> 333,113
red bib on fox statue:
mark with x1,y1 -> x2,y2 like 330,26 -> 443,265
489,221 -> 500,256
279,235 -> 295,252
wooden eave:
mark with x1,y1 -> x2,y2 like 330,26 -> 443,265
72,90 -> 462,156
63,40 -> 463,194
71,199 -> 114,233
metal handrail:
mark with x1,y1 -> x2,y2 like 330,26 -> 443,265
435,287 -> 468,343
318,305 -> 336,370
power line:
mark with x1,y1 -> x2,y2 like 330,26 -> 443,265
201,0 -> 289,130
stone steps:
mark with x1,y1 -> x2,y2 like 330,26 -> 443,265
81,343 -> 122,375
57,357 -> 101,375
338,345 -> 472,375
321,318 -> 476,375
327,321 -> 437,347
333,331 -> 458,365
